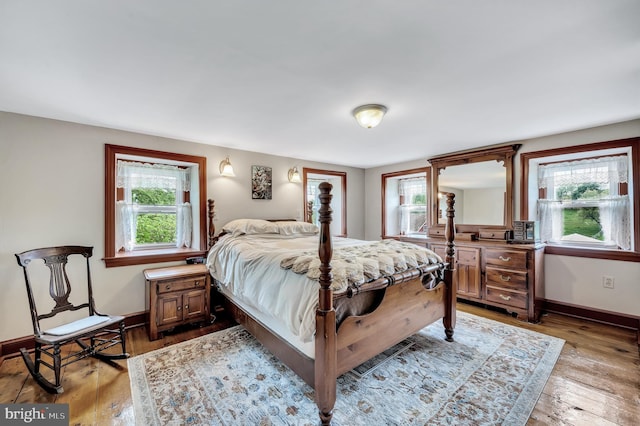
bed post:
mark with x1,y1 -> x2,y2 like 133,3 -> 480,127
443,192 -> 456,342
207,199 -> 216,249
315,182 -> 336,425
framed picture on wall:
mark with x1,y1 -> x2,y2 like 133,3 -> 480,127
251,165 -> 272,200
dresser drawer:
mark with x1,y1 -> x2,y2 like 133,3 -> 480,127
484,249 -> 527,270
157,276 -> 207,294
485,286 -> 527,309
486,267 -> 527,291
429,227 -> 446,238
478,229 -> 509,240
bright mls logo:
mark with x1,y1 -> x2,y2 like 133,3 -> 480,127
1,404 -> 68,425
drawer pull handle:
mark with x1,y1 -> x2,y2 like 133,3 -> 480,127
184,304 -> 189,310
177,306 -> 182,311
500,275 -> 511,282
499,256 -> 511,262
499,294 -> 511,301
194,281 -> 200,286
166,285 -> 171,290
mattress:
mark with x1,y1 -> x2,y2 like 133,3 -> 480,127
206,232 -> 442,343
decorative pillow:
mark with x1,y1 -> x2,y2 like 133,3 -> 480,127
221,219 -> 279,235
275,221 -> 319,236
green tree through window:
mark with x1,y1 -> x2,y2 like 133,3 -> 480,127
132,188 -> 177,244
556,182 -> 607,241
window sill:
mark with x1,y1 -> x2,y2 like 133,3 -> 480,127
544,244 -> 640,262
103,248 -> 207,268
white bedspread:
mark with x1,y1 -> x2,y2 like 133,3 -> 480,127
207,234 -> 368,342
206,234 -> 442,342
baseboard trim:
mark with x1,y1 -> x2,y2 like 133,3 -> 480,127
544,299 -> 640,345
0,312 -> 147,360
3,302 -> 638,360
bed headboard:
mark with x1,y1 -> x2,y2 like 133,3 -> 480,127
206,199 -> 315,250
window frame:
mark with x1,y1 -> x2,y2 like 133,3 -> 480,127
381,167 -> 431,238
302,168 -> 347,237
104,144 -> 207,267
520,137 -> 640,262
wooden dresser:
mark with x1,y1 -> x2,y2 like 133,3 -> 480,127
393,235 -> 544,322
429,239 -> 544,322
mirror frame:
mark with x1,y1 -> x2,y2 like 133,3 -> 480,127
428,144 -> 521,231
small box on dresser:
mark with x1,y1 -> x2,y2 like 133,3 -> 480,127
144,264 -> 211,341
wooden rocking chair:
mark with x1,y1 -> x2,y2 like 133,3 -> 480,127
15,245 -> 129,394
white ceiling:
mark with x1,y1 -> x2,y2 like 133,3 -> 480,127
1,1 -> 639,168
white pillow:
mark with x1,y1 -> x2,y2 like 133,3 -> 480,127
222,219 -> 279,235
275,221 -> 319,236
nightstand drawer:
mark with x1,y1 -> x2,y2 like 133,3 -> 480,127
157,276 -> 206,294
486,267 -> 527,290
484,249 -> 527,270
485,286 -> 527,309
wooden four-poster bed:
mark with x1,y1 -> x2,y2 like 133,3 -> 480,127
206,182 -> 456,424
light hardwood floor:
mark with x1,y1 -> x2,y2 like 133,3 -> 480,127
1,304 -> 638,425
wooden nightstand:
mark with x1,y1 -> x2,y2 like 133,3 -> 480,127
143,264 -> 211,341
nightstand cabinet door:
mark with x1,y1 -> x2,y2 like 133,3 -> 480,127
157,292 -> 183,326
183,289 -> 207,319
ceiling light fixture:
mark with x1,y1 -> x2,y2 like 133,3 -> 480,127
219,156 -> 235,177
352,104 -> 387,128
288,166 -> 302,183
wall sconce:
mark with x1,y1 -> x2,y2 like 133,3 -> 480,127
219,156 -> 235,177
288,167 -> 302,183
352,104 -> 387,128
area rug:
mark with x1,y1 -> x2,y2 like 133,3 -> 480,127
128,312 -> 564,425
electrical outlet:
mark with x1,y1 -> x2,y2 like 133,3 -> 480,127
603,276 -> 615,289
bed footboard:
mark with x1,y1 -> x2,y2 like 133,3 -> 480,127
314,186 -> 456,425
336,277 -> 449,374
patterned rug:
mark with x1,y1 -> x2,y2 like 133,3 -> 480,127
128,312 -> 564,425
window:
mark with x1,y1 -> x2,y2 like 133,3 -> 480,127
521,137 -> 639,261
382,168 -> 430,237
537,156 -> 629,249
116,161 -> 191,251
302,168 -> 347,237
105,145 -> 207,267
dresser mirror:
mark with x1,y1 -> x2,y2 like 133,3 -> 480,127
428,144 -> 521,231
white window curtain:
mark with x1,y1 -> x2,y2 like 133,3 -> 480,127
116,160 -> 192,252
399,206 -> 411,235
537,155 -> 630,249
536,199 -> 563,243
599,196 -> 631,250
398,178 -> 426,235
538,156 -> 628,190
176,202 -> 192,248
117,160 -> 191,191
115,201 -> 136,252
398,178 -> 426,205
307,179 -> 322,226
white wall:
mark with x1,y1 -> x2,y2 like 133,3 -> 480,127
365,119 -> 640,318
0,112 -> 365,341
